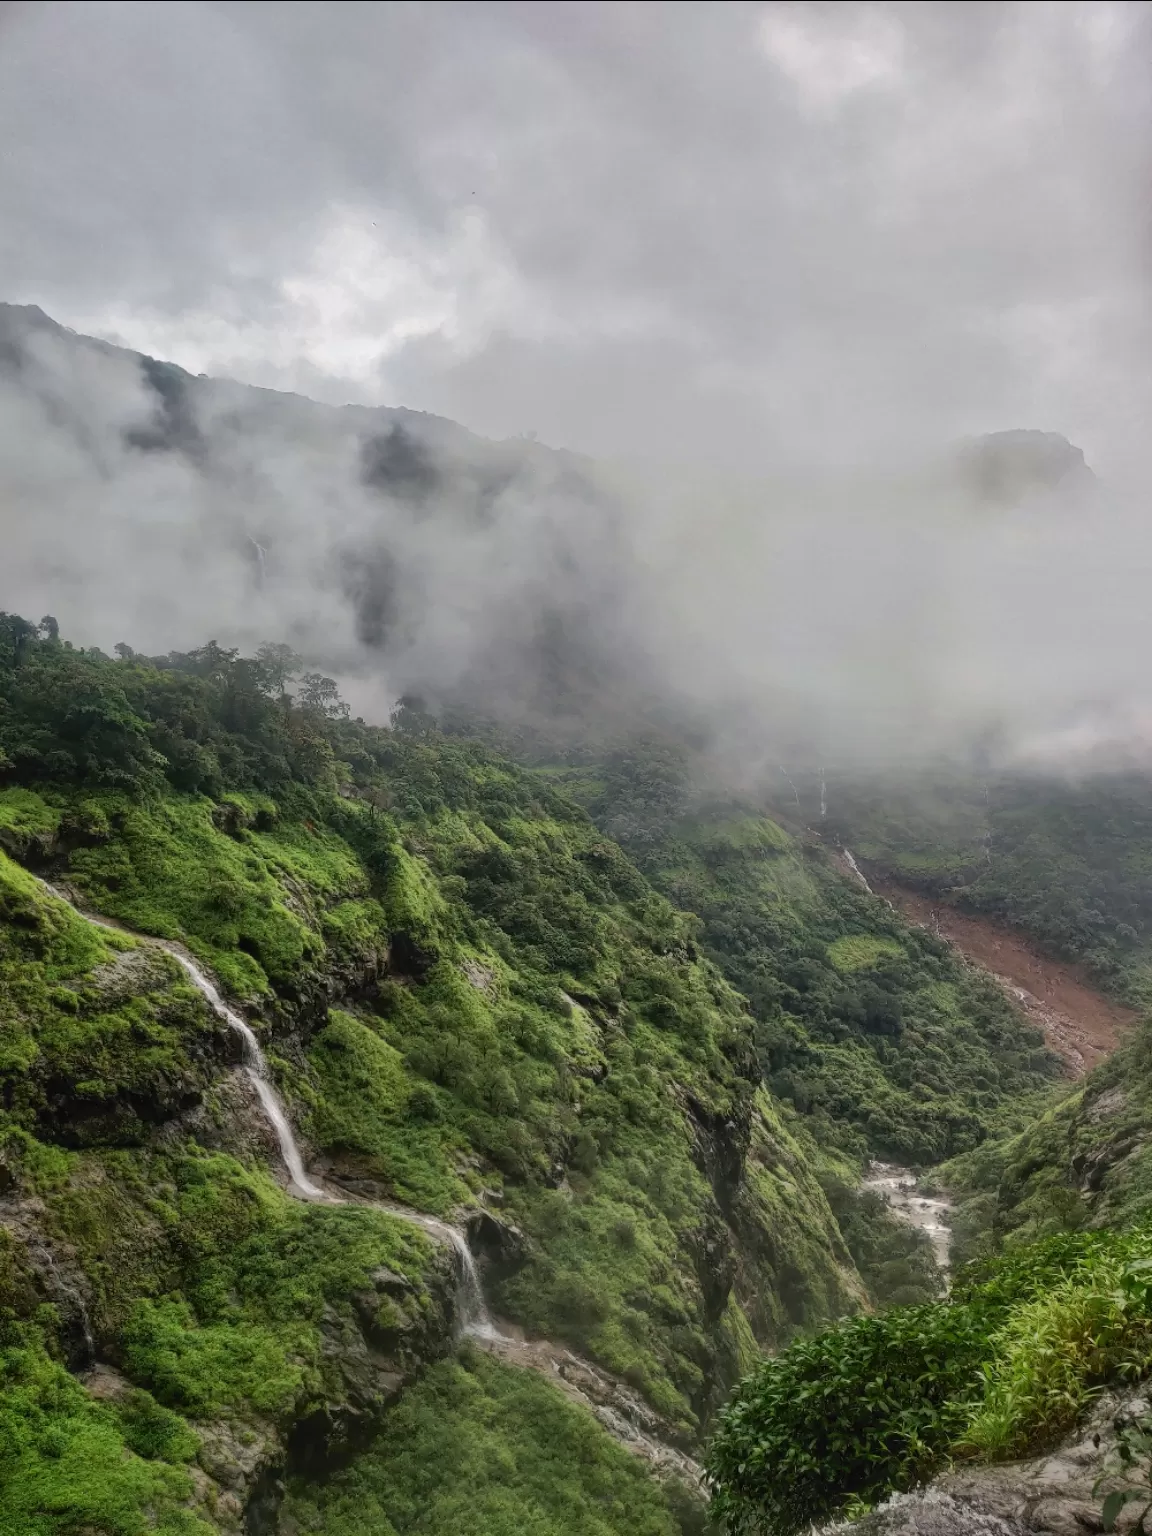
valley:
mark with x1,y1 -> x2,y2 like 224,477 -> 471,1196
0,320 -> 1148,1536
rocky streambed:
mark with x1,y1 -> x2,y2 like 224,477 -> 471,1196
862,1161 -> 953,1272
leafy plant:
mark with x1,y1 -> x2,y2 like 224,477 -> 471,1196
705,1302 -> 989,1535
1096,1415 -> 1152,1533
961,1251 -> 1152,1459
707,1229 -> 1152,1536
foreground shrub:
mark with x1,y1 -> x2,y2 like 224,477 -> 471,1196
705,1303 -> 988,1536
960,1253 -> 1152,1459
707,1228 -> 1152,1536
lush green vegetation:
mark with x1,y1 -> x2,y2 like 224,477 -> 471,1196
538,743 -> 1060,1165
281,1345 -> 691,1536
706,1227 -> 1152,1535
0,847 -> 229,1146
942,1016 -> 1152,1265
0,1320 -> 211,1536
0,615 -> 879,1529
2,613 -> 1118,1534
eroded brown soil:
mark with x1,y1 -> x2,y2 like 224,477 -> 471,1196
873,877 -> 1137,1076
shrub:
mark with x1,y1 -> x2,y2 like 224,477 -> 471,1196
960,1251 -> 1152,1459
707,1228 -> 1152,1535
705,1302 -> 989,1536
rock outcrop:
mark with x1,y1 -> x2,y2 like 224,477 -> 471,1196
831,1391 -> 1152,1536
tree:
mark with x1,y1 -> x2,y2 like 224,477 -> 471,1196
255,642 -> 303,698
297,672 -> 349,719
39,615 -> 59,643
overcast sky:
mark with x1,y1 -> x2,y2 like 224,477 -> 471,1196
1,0 -> 1149,478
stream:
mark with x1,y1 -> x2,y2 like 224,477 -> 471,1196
34,877 -> 702,1487
860,1161 -> 953,1272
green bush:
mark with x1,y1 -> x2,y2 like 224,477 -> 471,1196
960,1250 -> 1152,1459
0,1321 -> 210,1536
705,1302 -> 988,1535
707,1228 -> 1152,1536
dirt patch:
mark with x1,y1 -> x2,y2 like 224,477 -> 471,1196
874,878 -> 1137,1077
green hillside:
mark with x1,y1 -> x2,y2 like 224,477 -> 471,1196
0,615 -> 1092,1533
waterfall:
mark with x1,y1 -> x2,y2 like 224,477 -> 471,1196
30,876 -> 700,1489
35,877 -> 495,1325
30,1237 -> 96,1365
777,764 -> 801,809
861,1161 -> 952,1273
42,881 -> 325,1200
248,538 -> 267,588
369,1203 -> 497,1339
841,848 -> 872,894
164,950 -> 326,1201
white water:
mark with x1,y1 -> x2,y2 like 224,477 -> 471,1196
841,848 -> 873,894
778,764 -> 801,808
37,878 -> 500,1315
165,950 -> 327,1201
35,875 -> 701,1483
43,880 -> 326,1200
368,1200 -> 497,1338
861,1161 -> 952,1272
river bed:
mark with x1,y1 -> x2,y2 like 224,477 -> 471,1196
861,1161 -> 953,1271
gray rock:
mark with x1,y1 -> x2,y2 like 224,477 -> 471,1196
821,1393 -> 1152,1536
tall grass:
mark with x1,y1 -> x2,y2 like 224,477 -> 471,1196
961,1251 -> 1152,1459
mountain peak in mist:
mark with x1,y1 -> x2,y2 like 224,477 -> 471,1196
957,428 -> 1093,505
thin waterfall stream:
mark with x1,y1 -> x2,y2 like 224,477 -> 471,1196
42,880 -> 324,1200
33,876 -> 699,1484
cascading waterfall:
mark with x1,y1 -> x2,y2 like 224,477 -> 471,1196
38,876 -> 494,1326
860,1161 -> 952,1273
370,1203 -> 498,1339
33,876 -> 699,1488
42,881 -> 325,1200
841,848 -> 872,894
165,951 -> 327,1201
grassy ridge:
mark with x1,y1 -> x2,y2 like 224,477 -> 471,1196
537,748 -> 1061,1166
281,1346 -> 691,1536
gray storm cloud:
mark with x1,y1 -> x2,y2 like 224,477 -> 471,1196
1,2 -> 1149,477
0,303 -> 1147,781
0,3 -> 1150,776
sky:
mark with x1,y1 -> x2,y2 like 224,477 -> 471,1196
1,0 -> 1149,481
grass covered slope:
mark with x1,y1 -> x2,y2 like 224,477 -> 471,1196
0,845 -> 455,1533
0,742 -> 858,1430
0,611 -> 866,1531
943,1017 -> 1152,1263
281,1345 -> 691,1536
0,846 -> 231,1146
538,746 -> 1061,1166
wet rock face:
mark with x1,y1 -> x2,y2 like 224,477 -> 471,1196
464,1209 -> 528,1286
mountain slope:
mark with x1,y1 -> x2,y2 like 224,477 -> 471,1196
0,615 -> 866,1531
827,769 -> 1152,1006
